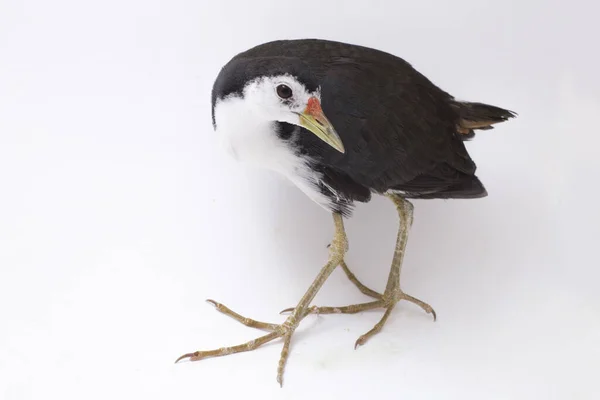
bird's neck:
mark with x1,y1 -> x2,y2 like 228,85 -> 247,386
214,96 -> 302,170
213,96 -> 341,214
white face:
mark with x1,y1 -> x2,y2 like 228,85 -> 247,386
214,73 -> 345,155
241,74 -> 319,126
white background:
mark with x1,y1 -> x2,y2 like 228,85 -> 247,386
1,1 -> 599,399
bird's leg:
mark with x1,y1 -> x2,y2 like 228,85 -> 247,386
286,195 -> 435,349
176,213 -> 348,386
353,195 -> 435,347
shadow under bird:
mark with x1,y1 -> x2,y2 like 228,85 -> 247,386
176,38 -> 516,386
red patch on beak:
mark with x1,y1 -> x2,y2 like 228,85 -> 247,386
305,97 -> 322,115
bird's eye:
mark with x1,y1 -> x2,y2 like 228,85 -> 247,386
276,84 -> 293,99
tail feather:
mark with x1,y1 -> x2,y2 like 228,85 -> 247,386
452,101 -> 517,140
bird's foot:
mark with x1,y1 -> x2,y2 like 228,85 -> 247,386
177,213 -> 348,386
281,290 -> 435,349
175,299 -> 306,387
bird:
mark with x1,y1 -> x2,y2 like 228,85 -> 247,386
175,38 -> 516,386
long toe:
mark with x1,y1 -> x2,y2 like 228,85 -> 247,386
280,300 -> 384,316
397,292 -> 437,321
206,299 -> 279,331
354,302 -> 396,349
175,330 -> 282,363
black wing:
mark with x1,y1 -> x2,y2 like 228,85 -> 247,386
316,53 -> 483,198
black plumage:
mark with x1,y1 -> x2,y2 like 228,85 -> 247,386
212,39 -> 515,215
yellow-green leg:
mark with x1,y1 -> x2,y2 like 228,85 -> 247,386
285,195 -> 436,348
176,213 -> 348,387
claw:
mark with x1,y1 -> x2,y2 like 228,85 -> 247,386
281,305 -> 321,317
206,299 -> 218,307
175,352 -> 196,363
354,338 -> 365,350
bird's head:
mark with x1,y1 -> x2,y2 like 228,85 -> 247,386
211,58 -> 345,153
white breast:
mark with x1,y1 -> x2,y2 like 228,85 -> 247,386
213,97 -> 335,211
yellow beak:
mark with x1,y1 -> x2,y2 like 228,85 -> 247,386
299,97 -> 345,153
